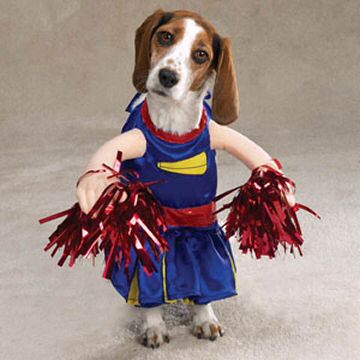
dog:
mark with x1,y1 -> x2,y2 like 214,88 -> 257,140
76,8 -> 295,349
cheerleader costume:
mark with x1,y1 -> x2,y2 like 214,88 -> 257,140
109,92 -> 238,307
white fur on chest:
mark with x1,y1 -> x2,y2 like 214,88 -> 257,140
146,91 -> 206,135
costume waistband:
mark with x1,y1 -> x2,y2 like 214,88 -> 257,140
162,201 -> 217,228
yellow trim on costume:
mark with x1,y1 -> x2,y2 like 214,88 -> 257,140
183,298 -> 195,305
127,264 -> 140,306
126,253 -> 196,307
162,251 -> 178,303
224,245 -> 238,292
157,152 -> 207,175
162,252 -> 195,305
126,247 -> 236,307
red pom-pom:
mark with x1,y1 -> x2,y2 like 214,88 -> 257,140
215,159 -> 320,258
39,151 -> 168,280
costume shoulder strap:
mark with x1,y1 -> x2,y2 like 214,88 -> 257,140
121,93 -> 146,134
203,91 -> 213,123
125,92 -> 145,113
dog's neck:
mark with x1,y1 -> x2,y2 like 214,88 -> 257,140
145,88 -> 208,135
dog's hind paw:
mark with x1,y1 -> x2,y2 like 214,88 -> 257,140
192,321 -> 224,341
140,326 -> 170,349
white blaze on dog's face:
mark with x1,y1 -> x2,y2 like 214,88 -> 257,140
146,18 -> 215,101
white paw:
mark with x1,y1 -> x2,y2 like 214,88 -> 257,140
140,325 -> 170,349
191,304 -> 224,341
192,320 -> 224,341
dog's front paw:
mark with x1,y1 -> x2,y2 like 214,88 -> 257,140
140,325 -> 170,349
191,304 -> 224,341
192,321 -> 224,341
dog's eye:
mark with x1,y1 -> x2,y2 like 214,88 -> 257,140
192,49 -> 209,64
157,31 -> 174,46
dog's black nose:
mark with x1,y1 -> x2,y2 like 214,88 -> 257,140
159,68 -> 179,88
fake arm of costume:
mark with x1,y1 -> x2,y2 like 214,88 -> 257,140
210,120 -> 282,171
77,129 -> 147,214
209,120 -> 294,202
84,128 -> 146,173
209,120 -> 320,258
39,128 -> 170,279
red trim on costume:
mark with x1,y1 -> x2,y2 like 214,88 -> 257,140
141,99 -> 208,144
163,201 -> 217,227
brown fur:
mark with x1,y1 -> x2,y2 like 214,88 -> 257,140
212,37 -> 240,124
132,9 -> 167,93
132,9 -> 240,124
189,31 -> 215,91
150,18 -> 186,68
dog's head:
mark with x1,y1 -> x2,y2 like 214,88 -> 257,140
132,9 -> 240,125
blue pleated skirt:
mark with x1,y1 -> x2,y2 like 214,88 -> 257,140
108,222 -> 238,307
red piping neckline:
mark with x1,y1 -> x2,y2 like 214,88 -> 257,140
141,99 -> 208,144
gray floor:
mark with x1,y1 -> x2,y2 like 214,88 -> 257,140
1,1 -> 359,359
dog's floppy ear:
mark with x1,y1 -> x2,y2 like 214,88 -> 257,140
132,9 -> 173,93
211,36 -> 240,125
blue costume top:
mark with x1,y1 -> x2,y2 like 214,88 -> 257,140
109,92 -> 238,307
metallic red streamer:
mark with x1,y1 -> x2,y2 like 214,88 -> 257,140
39,151 -> 169,280
215,159 -> 320,258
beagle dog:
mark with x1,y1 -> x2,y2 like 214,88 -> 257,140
132,9 -> 239,347
77,8 -> 292,349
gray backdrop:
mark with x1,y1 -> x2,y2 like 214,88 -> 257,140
1,1 -> 359,359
